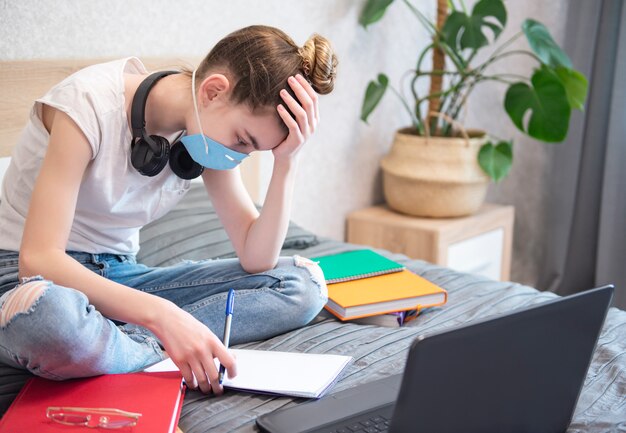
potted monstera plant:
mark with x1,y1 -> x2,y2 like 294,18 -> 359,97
360,0 -> 588,217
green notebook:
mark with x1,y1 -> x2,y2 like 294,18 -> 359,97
311,249 -> 405,284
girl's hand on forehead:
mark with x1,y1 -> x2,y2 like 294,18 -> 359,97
273,74 -> 320,162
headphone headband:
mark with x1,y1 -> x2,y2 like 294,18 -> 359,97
131,70 -> 180,153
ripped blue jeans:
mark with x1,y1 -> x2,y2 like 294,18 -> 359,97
0,250 -> 327,380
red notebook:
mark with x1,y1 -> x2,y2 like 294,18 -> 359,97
0,371 -> 185,433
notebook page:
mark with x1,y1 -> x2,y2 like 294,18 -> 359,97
145,349 -> 352,398
145,357 -> 178,373
222,349 -> 352,398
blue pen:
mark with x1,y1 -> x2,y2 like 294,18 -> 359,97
218,288 -> 235,384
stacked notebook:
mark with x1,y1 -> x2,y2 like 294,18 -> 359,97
311,249 -> 447,321
0,372 -> 185,433
313,249 -> 405,283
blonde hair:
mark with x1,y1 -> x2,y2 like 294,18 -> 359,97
184,25 -> 338,126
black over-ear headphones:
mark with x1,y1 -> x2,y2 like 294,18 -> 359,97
130,71 -> 204,180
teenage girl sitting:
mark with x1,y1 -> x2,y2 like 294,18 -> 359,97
0,25 -> 338,395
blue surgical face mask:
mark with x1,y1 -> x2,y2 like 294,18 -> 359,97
180,68 -> 248,170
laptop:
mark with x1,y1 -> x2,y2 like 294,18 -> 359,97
256,285 -> 614,433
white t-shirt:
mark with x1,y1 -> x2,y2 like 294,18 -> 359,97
0,57 -> 191,255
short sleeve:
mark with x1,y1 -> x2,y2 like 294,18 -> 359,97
36,82 -> 101,159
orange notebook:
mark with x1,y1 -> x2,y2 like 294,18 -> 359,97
325,269 -> 447,321
0,371 -> 185,433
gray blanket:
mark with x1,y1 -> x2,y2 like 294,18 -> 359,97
172,244 -> 626,432
0,185 -> 623,432
139,186 -> 626,433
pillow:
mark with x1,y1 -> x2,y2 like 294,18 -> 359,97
137,183 -> 318,267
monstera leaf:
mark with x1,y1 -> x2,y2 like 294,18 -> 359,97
504,68 -> 571,142
554,66 -> 588,110
361,74 -> 389,123
441,0 -> 507,51
523,19 -> 572,68
478,141 -> 513,182
359,0 -> 395,27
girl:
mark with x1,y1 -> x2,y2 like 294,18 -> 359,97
0,25 -> 338,395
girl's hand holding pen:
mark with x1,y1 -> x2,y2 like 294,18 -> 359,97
152,299 -> 237,395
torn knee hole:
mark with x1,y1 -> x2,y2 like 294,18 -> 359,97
0,280 -> 49,326
294,255 -> 328,300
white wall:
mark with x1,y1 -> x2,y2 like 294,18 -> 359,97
0,0 -> 569,287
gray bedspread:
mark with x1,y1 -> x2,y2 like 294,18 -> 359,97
0,185 -> 623,432
173,242 -> 626,433
139,186 -> 626,433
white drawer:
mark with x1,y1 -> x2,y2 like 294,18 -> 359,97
447,228 -> 504,281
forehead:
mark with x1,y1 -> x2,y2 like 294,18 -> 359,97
235,105 -> 286,151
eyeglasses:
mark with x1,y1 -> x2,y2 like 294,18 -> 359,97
46,406 -> 142,429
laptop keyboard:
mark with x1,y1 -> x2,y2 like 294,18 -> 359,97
335,414 -> 391,432
320,405 -> 394,433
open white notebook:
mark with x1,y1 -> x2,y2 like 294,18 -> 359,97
145,349 -> 352,399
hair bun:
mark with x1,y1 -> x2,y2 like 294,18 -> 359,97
299,34 -> 338,95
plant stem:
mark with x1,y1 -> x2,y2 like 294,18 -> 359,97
416,69 -> 462,76
479,49 -> 542,71
389,85 -> 423,134
415,84 -> 466,106
490,31 -> 524,58
445,74 -> 521,130
442,48 -> 540,129
415,43 -> 434,72
484,73 -> 530,82
438,63 -> 475,132
403,0 -> 467,72
402,0 -> 437,35
411,43 -> 435,126
465,48 -> 478,67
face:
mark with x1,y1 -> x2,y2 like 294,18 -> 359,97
188,73 -> 287,155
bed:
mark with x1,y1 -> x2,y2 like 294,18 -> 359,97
0,59 -> 625,432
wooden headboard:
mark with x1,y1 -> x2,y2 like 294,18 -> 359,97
0,58 -> 262,201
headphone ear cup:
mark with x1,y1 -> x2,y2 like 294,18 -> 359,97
131,135 -> 170,177
169,141 -> 204,180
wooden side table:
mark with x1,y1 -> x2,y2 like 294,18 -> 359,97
346,203 -> 515,281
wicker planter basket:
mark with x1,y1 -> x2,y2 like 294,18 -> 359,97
381,127 -> 489,218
